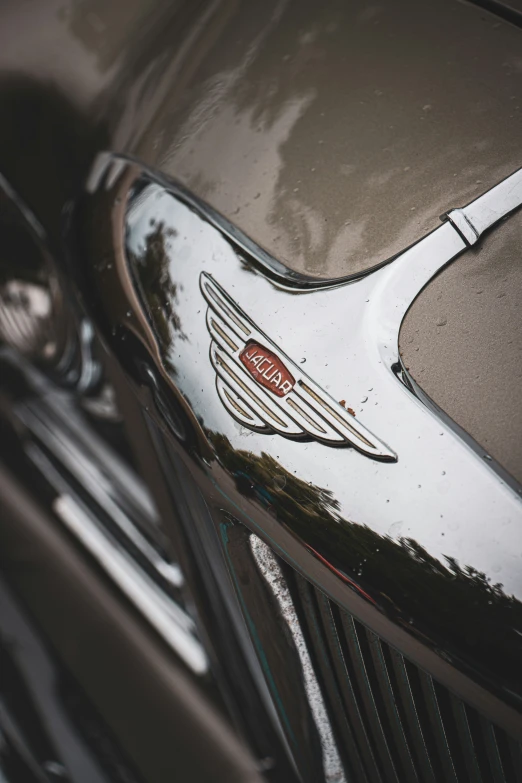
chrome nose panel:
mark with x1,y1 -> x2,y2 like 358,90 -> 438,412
118,164 -> 521,560
77,156 -> 522,738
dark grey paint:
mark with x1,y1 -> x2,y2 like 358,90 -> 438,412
0,0 -> 519,280
118,0 -> 522,277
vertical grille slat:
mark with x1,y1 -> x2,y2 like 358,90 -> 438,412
389,649 -> 438,783
316,596 -> 384,783
480,717 -> 510,783
418,671 -> 460,783
339,614 -> 401,783
295,578 -> 370,783
365,631 -> 419,782
449,695 -> 484,783
318,590 -> 519,782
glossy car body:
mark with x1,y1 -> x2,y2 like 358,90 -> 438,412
0,2 -> 521,782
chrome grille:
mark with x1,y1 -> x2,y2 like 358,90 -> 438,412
291,573 -> 522,783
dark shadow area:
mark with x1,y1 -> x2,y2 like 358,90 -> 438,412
0,76 -> 109,249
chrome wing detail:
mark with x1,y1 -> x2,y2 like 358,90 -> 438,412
201,273 -> 396,461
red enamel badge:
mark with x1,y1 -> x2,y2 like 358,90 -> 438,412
239,342 -> 295,397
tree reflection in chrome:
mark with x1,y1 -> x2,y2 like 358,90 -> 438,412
210,430 -> 522,697
128,219 -> 187,358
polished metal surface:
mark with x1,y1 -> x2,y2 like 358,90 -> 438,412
76,155 -> 522,747
447,169 -> 522,245
0,0 -> 519,587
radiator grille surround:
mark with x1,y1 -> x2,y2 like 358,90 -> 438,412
287,570 -> 522,783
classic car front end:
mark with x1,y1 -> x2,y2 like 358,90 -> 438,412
0,2 -> 521,782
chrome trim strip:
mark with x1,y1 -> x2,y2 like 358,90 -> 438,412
216,378 -> 268,431
448,167 -> 522,243
15,398 -> 183,590
446,209 -> 479,245
53,493 -> 208,674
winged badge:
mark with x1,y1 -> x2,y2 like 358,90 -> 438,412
200,272 -> 396,461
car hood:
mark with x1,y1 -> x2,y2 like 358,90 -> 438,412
111,0 -> 522,278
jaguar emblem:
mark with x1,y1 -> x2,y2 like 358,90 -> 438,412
200,272 -> 396,461
239,342 -> 295,397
